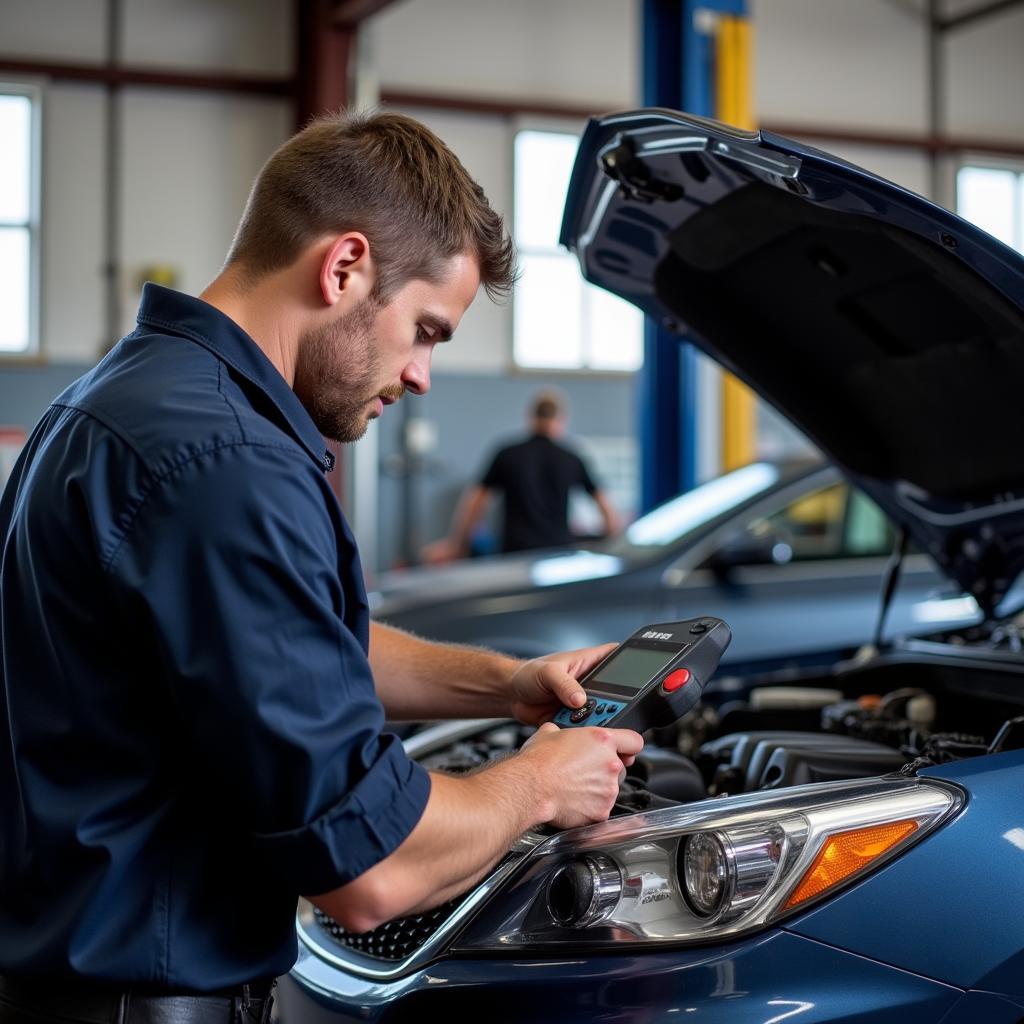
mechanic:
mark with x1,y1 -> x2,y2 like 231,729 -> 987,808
0,111 -> 643,1024
424,389 -> 621,561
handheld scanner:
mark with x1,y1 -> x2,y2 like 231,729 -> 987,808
552,617 -> 731,733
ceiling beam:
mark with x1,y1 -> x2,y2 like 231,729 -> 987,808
939,0 -> 1024,31
0,57 -> 291,95
333,0 -> 401,26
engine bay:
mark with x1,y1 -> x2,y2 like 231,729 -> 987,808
417,622 -> 1024,816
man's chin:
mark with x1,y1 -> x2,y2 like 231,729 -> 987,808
319,416 -> 370,445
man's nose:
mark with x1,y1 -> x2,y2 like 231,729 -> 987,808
401,353 -> 431,396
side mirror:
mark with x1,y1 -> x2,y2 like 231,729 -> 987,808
706,530 -> 793,575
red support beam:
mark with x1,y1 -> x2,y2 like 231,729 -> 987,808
294,0 -> 356,128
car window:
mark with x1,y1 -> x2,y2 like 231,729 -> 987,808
743,483 -> 893,562
843,488 -> 893,556
605,462 -> 784,558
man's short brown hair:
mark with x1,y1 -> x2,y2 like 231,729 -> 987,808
227,110 -> 516,301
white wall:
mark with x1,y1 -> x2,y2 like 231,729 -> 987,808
119,88 -> 291,335
121,0 -> 292,75
0,0 -> 107,64
372,0 -> 640,110
0,0 -> 293,72
944,2 -> 1024,139
753,0 -> 929,134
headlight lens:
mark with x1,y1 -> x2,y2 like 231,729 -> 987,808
454,775 -> 962,952
682,832 -> 728,916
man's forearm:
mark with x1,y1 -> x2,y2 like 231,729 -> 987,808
369,621 -> 520,721
308,757 -> 552,932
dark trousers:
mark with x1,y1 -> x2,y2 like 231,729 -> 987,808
0,976 -> 275,1024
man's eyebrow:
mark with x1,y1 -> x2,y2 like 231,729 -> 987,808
421,313 -> 454,342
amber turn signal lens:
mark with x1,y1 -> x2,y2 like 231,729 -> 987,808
785,819 -> 919,909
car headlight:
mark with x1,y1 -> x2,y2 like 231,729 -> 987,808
453,775 -> 962,952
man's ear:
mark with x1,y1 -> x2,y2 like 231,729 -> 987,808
319,232 -> 373,307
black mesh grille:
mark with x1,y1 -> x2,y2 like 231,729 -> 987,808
313,897 -> 462,962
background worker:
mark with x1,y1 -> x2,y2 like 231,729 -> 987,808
424,389 -> 621,562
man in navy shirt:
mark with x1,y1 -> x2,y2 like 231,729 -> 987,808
0,112 -> 643,1023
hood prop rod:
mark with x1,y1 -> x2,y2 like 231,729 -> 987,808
874,526 -> 910,650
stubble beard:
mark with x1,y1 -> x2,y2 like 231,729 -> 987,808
294,299 -> 401,444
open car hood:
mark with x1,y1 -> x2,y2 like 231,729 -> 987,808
560,109 -> 1024,618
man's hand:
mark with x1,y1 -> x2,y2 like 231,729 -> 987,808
520,722 -> 645,828
508,642 -> 617,725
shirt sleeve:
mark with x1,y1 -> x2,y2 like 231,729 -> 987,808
480,448 -> 505,490
106,440 -> 430,895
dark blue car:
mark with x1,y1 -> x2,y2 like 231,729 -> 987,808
279,110 -> 1024,1022
367,458 -> 977,671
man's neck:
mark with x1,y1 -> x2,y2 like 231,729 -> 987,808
200,270 -> 301,387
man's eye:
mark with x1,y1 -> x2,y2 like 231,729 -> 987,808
416,325 -> 434,343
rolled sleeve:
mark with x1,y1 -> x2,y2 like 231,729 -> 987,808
252,734 -> 431,894
108,441 -> 427,896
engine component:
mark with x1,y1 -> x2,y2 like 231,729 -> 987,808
624,746 -> 706,804
700,731 -> 906,794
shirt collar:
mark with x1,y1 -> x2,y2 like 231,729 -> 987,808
136,283 -> 335,472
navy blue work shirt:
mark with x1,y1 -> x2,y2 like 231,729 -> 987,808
0,285 -> 430,990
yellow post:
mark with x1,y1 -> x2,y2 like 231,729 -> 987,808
716,14 -> 757,472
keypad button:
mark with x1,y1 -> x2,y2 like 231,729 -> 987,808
570,698 -> 597,723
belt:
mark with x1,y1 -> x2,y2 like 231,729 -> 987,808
0,975 -> 276,1024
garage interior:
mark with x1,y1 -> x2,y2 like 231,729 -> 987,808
4,2 -> 1024,1021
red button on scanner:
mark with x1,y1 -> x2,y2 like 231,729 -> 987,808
663,668 -> 691,693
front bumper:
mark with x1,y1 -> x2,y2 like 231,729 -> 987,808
280,928 -> 964,1023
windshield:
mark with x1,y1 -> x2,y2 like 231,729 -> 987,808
602,462 -> 785,560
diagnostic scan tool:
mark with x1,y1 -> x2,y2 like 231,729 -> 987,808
553,617 -> 731,733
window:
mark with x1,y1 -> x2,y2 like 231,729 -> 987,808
744,483 -> 893,563
956,163 -> 1024,254
513,129 -> 643,371
0,85 -> 40,355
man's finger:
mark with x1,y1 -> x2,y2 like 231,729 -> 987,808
609,728 -> 645,756
542,664 -> 586,708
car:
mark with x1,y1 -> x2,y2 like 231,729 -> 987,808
369,459 -> 977,674
278,109 -> 1024,1023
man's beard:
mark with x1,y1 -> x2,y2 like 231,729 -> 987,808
294,299 -> 402,443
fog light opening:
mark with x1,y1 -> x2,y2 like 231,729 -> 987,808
546,855 -> 622,928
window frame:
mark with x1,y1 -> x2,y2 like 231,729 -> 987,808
0,80 -> 43,359
509,117 -> 643,376
955,153 -> 1024,255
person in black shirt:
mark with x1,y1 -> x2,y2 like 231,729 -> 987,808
426,391 -> 620,559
